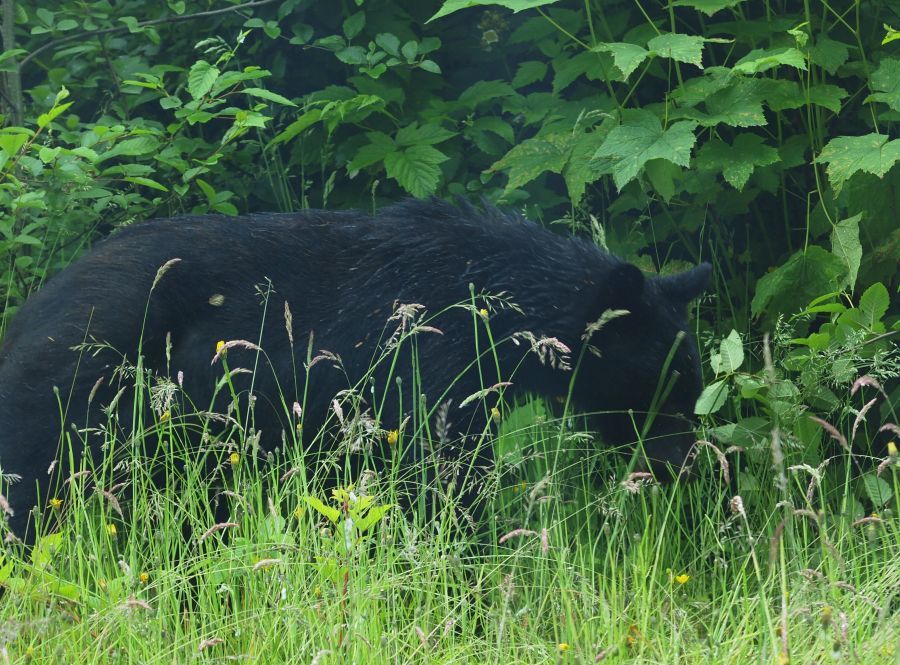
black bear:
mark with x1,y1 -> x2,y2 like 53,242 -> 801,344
0,198 -> 710,539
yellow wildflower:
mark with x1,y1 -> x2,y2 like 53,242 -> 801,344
160,410 -> 170,423
674,573 -> 690,585
106,523 -> 117,537
386,429 -> 399,446
139,572 -> 150,585
479,308 -> 489,319
557,643 -> 570,652
293,505 -> 305,519
49,497 -> 63,510
216,340 -> 225,354
491,406 -> 501,423
229,452 -> 240,467
888,441 -> 898,456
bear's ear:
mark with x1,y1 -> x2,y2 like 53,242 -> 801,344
600,262 -> 645,310
657,263 -> 711,303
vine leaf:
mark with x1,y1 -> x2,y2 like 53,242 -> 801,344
864,58 -> 900,111
818,134 -> 900,194
695,133 -> 780,190
593,110 -> 697,189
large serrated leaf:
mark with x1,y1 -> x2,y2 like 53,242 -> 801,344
695,133 -> 780,190
384,144 -> 448,197
648,33 -> 705,68
818,134 -> 900,195
864,58 -> 900,111
734,47 -> 807,74
592,42 -> 649,80
188,60 -> 219,100
490,134 -> 571,190
593,109 -> 697,189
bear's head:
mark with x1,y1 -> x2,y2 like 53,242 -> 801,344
575,262 -> 711,475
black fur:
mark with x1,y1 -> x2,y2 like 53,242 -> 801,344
0,199 -> 710,539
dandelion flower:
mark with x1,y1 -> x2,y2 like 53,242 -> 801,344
674,573 -> 690,585
140,572 -> 149,585
229,452 -> 240,467
386,429 -> 399,446
49,497 -> 62,510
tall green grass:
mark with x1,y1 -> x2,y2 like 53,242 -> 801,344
0,309 -> 897,664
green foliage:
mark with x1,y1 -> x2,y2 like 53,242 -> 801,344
2,0 -> 899,330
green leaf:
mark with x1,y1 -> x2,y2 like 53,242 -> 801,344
733,47 -> 807,74
695,379 -> 729,415
695,79 -> 767,127
860,473 -> 892,508
354,504 -> 393,532
336,46 -> 367,65
710,329 -> 744,374
512,60 -> 547,88
384,144 -> 449,197
418,59 -> 441,74
830,213 -> 862,290
401,40 -> 418,62
187,60 -> 219,100
429,0 -> 561,22
864,58 -> 900,111
808,37 -> 849,75
97,136 -> 160,162
490,134 -> 571,190
592,42 -> 648,80
458,80 -> 517,108
806,84 -> 848,114
343,11 -> 365,40
124,176 -> 169,192
242,87 -> 297,107
37,95 -> 73,129
563,129 -> 611,203
647,33 -> 705,68
593,110 -> 697,189
818,134 -> 900,195
347,131 -> 396,171
751,246 -> 848,317
375,33 -> 400,56
0,132 -> 29,156
670,0 -> 745,16
857,282 -> 889,330
303,496 -> 340,523
395,122 -> 457,147
269,109 -> 322,145
474,117 -> 514,144
695,133 -> 780,190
